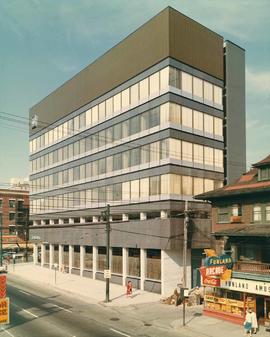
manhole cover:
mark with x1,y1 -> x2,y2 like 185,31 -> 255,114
144,323 -> 152,327
110,318 -> 120,321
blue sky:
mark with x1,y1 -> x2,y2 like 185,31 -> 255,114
0,0 -> 269,185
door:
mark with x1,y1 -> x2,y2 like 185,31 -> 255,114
191,249 -> 203,288
256,296 -> 265,325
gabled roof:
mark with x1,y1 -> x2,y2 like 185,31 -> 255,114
195,166 -> 270,200
253,154 -> 270,167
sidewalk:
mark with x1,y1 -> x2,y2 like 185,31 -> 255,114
7,263 -> 160,306
7,263 -> 270,337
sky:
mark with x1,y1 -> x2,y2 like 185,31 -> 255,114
0,0 -> 269,185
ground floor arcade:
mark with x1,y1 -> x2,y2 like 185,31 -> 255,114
33,243 -> 194,296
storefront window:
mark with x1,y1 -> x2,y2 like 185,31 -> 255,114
85,246 -> 93,270
128,248 -> 140,277
146,249 -> 161,280
204,289 -> 247,318
73,246 -> 80,269
97,247 -> 106,271
111,247 -> 122,274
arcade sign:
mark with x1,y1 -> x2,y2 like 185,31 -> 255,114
200,250 -> 233,286
200,265 -> 226,277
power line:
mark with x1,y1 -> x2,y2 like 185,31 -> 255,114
1,109 -> 241,166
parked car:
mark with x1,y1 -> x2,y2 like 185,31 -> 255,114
3,251 -> 14,259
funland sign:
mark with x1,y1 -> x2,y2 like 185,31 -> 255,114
200,249 -> 233,286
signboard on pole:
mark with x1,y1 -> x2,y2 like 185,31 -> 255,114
202,276 -> 221,287
0,276 -> 6,298
200,250 -> 233,287
200,266 -> 226,277
104,270 -> 111,279
0,298 -> 9,325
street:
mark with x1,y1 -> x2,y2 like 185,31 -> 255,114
2,276 -> 181,337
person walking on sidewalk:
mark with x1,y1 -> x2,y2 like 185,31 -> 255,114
244,309 -> 253,336
250,309 -> 258,334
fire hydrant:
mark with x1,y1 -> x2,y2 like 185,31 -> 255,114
127,281 -> 132,297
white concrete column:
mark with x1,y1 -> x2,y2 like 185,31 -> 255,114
33,220 -> 38,226
161,249 -> 182,297
49,244 -> 54,269
41,220 -> 46,226
140,212 -> 147,220
92,246 -> 98,279
33,243 -> 38,264
80,245 -> 85,276
59,218 -> 64,225
69,218 -> 74,224
160,210 -> 168,219
59,244 -> 63,271
80,217 -> 85,223
122,247 -> 128,286
69,245 -> 74,274
122,213 -> 129,221
49,219 -> 54,225
41,244 -> 45,267
140,248 -> 146,290
92,216 -> 99,223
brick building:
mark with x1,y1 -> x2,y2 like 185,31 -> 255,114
196,154 -> 270,325
0,188 -> 29,248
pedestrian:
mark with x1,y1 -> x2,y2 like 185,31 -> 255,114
194,286 -> 201,305
127,281 -> 132,297
250,309 -> 258,334
244,308 -> 253,336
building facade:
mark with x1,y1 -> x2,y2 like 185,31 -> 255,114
0,188 -> 29,248
29,7 -> 246,295
197,155 -> 270,325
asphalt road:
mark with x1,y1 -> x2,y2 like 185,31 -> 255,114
2,276 -> 184,337
1,277 -> 134,337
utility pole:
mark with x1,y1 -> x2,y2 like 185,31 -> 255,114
101,204 -> 111,303
182,200 -> 189,326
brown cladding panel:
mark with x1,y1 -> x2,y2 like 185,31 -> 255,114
169,8 -> 223,80
30,8 -> 170,134
30,7 -> 223,135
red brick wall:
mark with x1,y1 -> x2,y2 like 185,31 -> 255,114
0,190 -> 29,238
212,204 -> 253,233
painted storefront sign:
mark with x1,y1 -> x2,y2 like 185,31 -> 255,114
221,278 -> 270,296
200,250 -> 233,286
0,298 -> 9,325
0,276 -> 6,298
204,254 -> 233,269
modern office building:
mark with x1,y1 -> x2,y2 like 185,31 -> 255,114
29,7 -> 246,295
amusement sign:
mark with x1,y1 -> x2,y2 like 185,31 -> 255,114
200,250 -> 233,286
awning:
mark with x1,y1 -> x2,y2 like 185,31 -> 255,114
213,224 -> 270,237
3,244 -> 19,249
3,243 -> 33,249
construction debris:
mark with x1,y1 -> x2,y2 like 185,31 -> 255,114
160,289 -> 181,305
